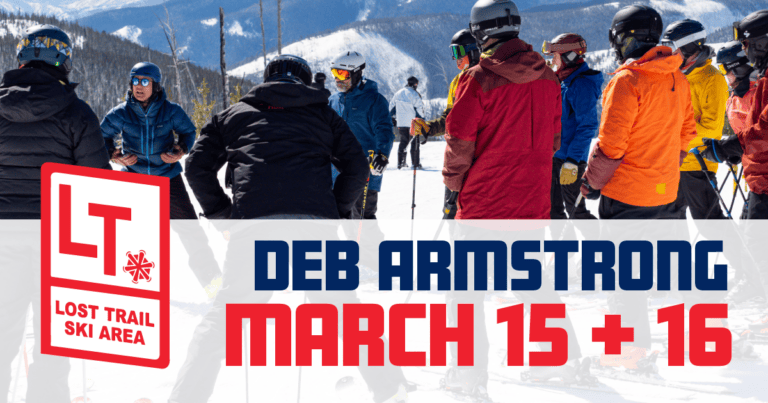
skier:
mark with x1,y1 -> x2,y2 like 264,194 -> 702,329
411,28 -> 481,219
541,33 -> 602,220
0,24 -> 111,403
173,55 -> 411,403
101,62 -> 223,298
329,51 -> 395,220
579,4 -> 697,375
390,76 -> 426,169
661,19 -> 729,219
443,0 -> 562,220
718,41 -> 758,134
700,10 -> 768,219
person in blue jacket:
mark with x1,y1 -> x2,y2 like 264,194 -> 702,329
328,51 -> 395,219
542,33 -> 603,219
101,62 -> 222,297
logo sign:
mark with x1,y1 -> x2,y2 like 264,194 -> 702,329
41,163 -> 170,368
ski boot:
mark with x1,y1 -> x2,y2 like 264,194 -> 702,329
596,346 -> 659,375
441,367 -> 493,402
522,358 -> 598,386
412,163 -> 423,170
724,279 -> 767,308
397,152 -> 408,170
732,334 -> 760,359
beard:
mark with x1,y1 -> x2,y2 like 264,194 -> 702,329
335,79 -> 353,92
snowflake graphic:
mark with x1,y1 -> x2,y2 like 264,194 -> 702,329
123,250 -> 154,284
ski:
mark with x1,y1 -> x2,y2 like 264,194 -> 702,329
590,358 -> 732,395
488,370 -> 620,396
419,369 -> 494,402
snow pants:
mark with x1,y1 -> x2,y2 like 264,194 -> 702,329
0,228 -> 70,403
673,171 -> 726,219
169,222 -> 407,403
169,174 -> 222,288
551,158 -> 596,220
747,191 -> 768,219
397,127 -> 419,167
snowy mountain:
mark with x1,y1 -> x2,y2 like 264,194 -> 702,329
0,0 -> 166,20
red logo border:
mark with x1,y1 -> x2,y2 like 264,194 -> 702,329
40,162 -> 170,368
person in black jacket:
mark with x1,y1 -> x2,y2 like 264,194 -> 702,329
185,55 -> 368,219
173,57 -> 411,403
0,25 -> 110,403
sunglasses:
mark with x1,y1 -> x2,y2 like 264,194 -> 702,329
132,77 -> 152,87
331,68 -> 351,81
450,43 -> 478,60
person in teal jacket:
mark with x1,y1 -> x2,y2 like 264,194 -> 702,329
328,51 -> 394,219
101,62 -> 221,297
543,33 -> 603,220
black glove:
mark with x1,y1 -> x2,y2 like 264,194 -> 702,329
444,189 -> 458,219
418,132 -> 428,145
701,137 -> 743,165
580,178 -> 601,200
371,153 -> 388,176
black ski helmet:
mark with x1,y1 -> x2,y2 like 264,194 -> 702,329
662,19 -> 707,58
407,76 -> 419,87
609,5 -> 663,62
734,10 -> 768,74
264,54 -> 312,85
451,29 -> 481,67
17,24 -> 73,74
717,41 -> 753,79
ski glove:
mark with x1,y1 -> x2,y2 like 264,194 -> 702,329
701,137 -> 744,165
580,178 -> 601,200
111,149 -> 138,167
370,153 -> 388,176
559,161 -> 579,185
444,189 -> 458,219
679,150 -> 687,167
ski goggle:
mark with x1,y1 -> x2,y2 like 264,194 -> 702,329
132,77 -> 152,87
541,40 -> 586,55
331,68 -> 351,81
450,43 -> 478,60
17,36 -> 72,59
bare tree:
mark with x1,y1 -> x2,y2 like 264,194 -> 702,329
220,7 -> 229,110
277,0 -> 282,55
184,58 -> 201,104
259,0 -> 267,68
156,6 -> 184,106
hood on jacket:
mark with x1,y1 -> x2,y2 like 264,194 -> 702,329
478,38 -> 549,84
0,68 -> 77,123
242,81 -> 330,108
616,46 -> 684,76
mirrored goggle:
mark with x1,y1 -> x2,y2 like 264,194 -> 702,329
450,43 -> 477,60
541,40 -> 586,55
132,78 -> 152,87
17,36 -> 72,58
331,68 -> 351,81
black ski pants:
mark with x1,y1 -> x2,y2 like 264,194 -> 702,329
397,127 -> 419,166
551,158 -> 596,220
673,171 -> 726,219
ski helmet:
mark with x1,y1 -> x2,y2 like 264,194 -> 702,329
330,51 -> 366,90
542,33 -> 587,67
661,19 -> 707,58
17,24 -> 73,74
734,10 -> 768,73
130,62 -> 162,83
451,29 -> 481,69
407,76 -> 419,88
717,41 -> 753,78
469,0 -> 521,48
264,54 -> 312,85
609,5 -> 663,62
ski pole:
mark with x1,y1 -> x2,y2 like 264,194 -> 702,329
411,140 -> 419,220
356,176 -> 370,243
690,148 -> 733,219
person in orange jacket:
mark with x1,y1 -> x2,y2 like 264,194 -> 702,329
579,4 -> 697,374
580,5 -> 697,219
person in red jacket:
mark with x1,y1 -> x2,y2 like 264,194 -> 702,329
442,0 -> 561,220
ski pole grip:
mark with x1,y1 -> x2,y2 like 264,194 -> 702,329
690,148 -> 709,172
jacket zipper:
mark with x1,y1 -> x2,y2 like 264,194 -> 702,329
144,110 -> 151,175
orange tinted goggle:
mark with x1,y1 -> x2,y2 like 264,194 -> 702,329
331,68 -> 351,81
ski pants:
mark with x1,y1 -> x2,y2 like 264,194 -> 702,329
746,191 -> 768,219
169,174 -> 222,288
0,228 -> 70,403
397,127 -> 419,166
673,171 -> 726,219
169,222 -> 407,403
551,158 -> 596,221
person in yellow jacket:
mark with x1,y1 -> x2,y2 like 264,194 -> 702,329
411,28 -> 480,218
662,19 -> 730,219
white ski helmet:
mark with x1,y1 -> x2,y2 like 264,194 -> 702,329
330,51 -> 366,73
